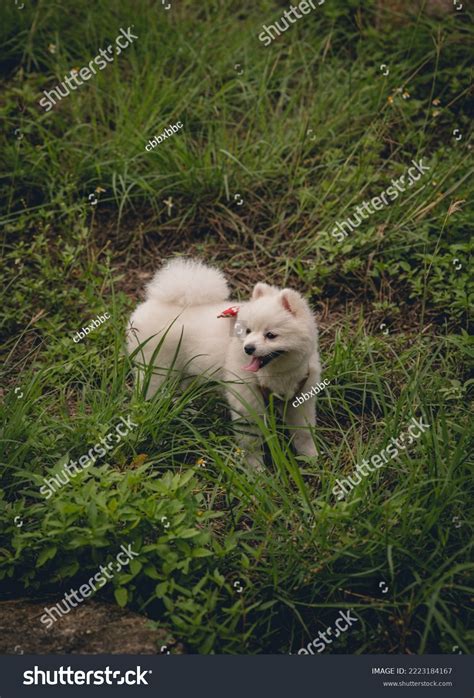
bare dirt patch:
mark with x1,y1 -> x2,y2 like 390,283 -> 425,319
0,599 -> 184,655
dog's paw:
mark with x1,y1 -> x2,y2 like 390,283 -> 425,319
294,437 -> 318,459
246,453 -> 265,472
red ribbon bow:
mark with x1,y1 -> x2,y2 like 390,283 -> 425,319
217,305 -> 239,318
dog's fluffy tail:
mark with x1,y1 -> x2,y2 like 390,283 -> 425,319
145,258 -> 229,306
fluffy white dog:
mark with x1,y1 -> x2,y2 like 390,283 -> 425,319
127,259 -> 321,466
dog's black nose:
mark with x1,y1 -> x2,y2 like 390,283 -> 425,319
244,344 -> 256,355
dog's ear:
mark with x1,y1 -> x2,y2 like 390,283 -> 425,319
252,282 -> 275,300
280,289 -> 306,316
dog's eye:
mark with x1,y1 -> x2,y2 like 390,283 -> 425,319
265,332 -> 277,340
246,328 -> 251,335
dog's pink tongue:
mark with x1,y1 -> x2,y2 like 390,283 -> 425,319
242,356 -> 261,372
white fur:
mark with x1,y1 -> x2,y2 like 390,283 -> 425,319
127,259 -> 321,467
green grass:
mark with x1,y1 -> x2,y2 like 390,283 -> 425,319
0,0 -> 472,654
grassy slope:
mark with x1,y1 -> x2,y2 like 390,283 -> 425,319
0,0 -> 472,653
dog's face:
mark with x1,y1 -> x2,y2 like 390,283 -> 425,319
235,283 -> 316,373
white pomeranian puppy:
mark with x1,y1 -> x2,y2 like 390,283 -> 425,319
127,258 -> 321,466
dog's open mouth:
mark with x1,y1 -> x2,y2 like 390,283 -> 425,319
242,351 -> 285,372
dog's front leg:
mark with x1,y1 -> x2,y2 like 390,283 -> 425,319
225,384 -> 266,470
285,397 -> 318,458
